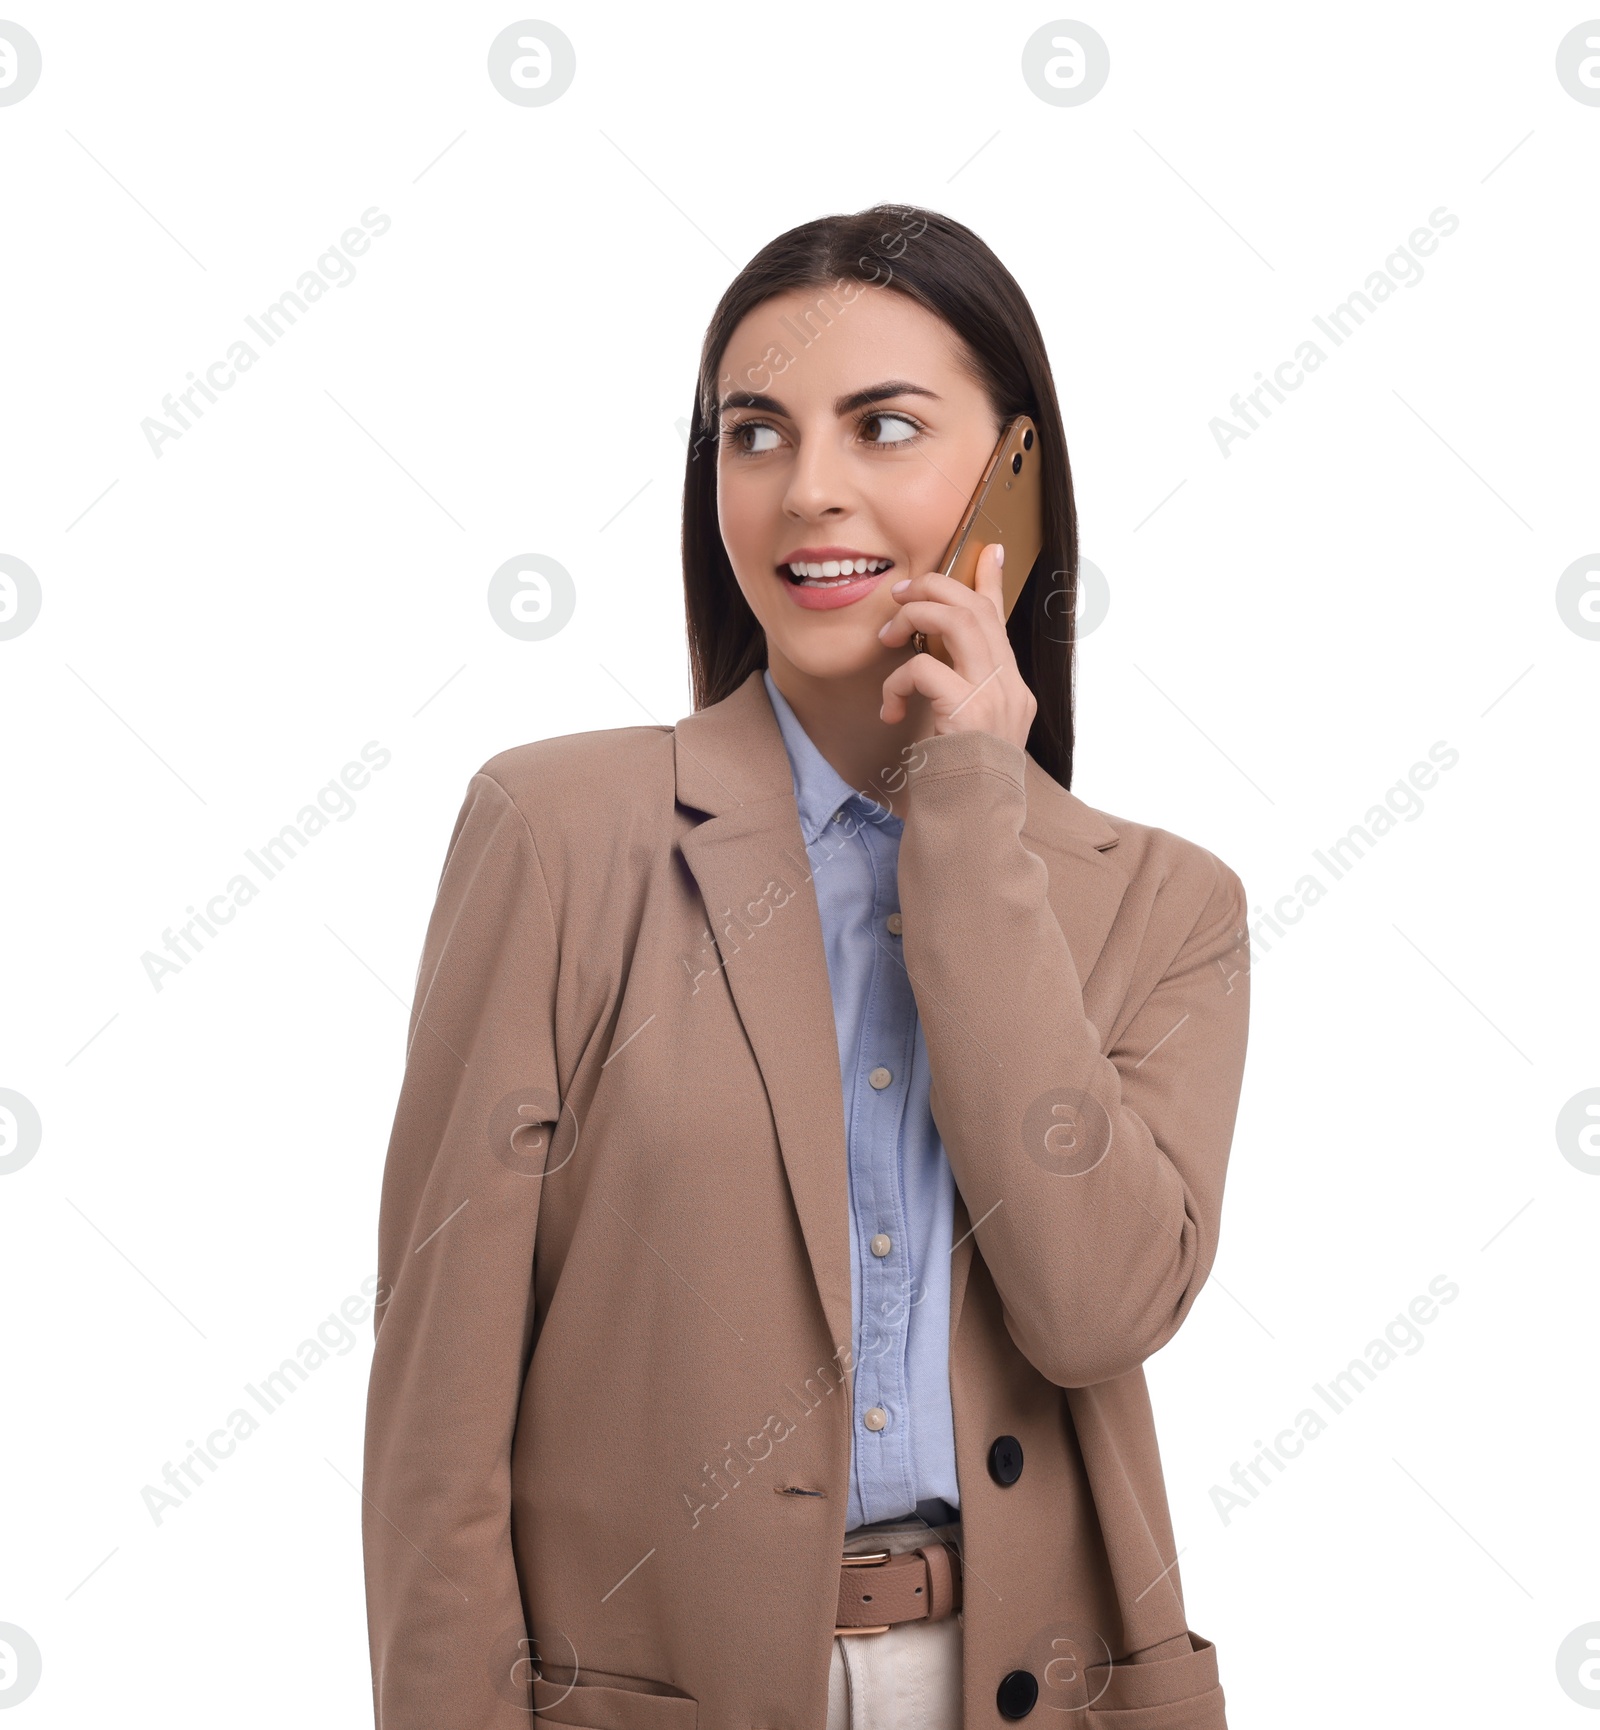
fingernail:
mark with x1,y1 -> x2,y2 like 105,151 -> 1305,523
995,545 -> 1005,567
891,578 -> 910,594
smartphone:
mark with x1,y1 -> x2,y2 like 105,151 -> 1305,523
910,414 -> 1043,668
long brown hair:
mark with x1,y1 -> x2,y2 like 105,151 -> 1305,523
681,203 -> 1081,790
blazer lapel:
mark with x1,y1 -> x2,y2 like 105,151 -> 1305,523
675,669 -> 1129,1399
675,672 -> 857,1376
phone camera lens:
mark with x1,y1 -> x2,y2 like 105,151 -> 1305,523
1011,452 -> 1023,475
1022,429 -> 1034,451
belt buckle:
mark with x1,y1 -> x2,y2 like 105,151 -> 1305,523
835,1548 -> 892,1637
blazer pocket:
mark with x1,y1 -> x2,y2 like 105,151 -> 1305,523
529,1673 -> 698,1729
1084,1632 -> 1226,1730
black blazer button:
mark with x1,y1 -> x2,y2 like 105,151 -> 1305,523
997,1668 -> 1038,1719
987,1434 -> 1024,1486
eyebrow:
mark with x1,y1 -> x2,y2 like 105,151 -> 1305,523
717,379 -> 942,418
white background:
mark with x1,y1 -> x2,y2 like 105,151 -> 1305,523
2,3 -> 1597,1725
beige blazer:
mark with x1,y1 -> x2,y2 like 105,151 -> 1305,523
362,666 -> 1251,1730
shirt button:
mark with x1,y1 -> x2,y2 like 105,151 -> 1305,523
863,1406 -> 888,1432
870,1233 -> 892,1257
868,1066 -> 893,1090
886,912 -> 903,935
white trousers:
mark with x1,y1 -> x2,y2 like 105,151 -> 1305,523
826,1514 -> 963,1730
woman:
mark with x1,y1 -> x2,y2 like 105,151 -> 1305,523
363,205 -> 1251,1730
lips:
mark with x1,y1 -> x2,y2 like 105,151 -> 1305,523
779,564 -> 895,612
770,544 -> 898,611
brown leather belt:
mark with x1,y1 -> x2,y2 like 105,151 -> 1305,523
834,1540 -> 963,1636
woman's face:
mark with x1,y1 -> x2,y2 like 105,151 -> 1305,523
715,285 -> 1004,684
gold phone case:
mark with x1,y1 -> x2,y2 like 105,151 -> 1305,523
910,415 -> 1043,668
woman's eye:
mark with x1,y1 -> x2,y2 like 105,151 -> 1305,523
861,412 -> 922,446
724,420 -> 781,454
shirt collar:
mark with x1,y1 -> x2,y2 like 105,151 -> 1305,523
762,666 -> 899,846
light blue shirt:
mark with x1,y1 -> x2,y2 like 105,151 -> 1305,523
763,668 -> 961,1530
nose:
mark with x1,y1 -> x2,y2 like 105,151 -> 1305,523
781,421 -> 854,522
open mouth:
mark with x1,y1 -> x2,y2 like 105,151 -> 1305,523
780,556 -> 895,588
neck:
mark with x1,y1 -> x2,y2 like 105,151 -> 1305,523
767,647 -> 933,822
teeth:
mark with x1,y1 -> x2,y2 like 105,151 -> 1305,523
785,558 -> 893,581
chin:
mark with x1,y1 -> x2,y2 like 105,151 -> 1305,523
770,631 -> 892,683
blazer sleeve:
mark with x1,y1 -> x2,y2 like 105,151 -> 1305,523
362,770 -> 562,1730
897,729 -> 1250,1391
